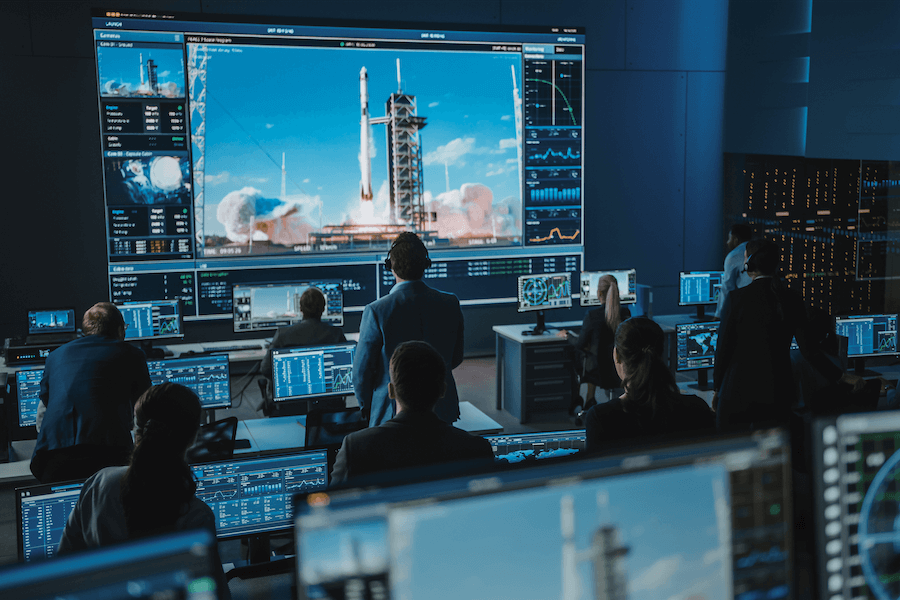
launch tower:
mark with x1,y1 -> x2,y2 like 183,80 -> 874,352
385,60 -> 428,229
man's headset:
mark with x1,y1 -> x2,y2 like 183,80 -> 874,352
384,234 -> 432,273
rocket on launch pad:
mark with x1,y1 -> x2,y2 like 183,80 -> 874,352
359,66 -> 373,202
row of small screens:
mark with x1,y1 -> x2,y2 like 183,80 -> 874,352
11,412 -> 900,600
11,343 -> 359,436
16,424 -> 872,600
675,313 -> 900,371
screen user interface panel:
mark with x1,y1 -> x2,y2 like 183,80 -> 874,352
271,343 -> 356,402
146,354 -> 231,409
117,299 -> 183,341
580,269 -> 637,306
296,429 -> 792,600
517,272 -> 572,312
15,367 -> 44,428
233,280 -> 343,331
16,482 -> 84,562
834,314 -> 898,357
93,11 -> 585,317
27,309 -> 76,335
812,411 -> 900,600
191,450 -> 328,539
484,429 -> 585,463
679,271 -> 724,306
676,321 -> 719,371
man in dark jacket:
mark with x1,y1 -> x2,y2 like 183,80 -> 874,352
332,341 -> 493,484
31,302 -> 151,483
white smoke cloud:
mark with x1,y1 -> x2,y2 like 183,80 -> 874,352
344,180 -> 392,226
205,171 -> 231,186
423,183 -> 521,240
216,186 -> 318,245
423,137 -> 475,166
631,555 -> 683,592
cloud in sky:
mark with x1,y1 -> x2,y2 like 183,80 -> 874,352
265,123 -> 275,129
159,70 -> 171,78
499,138 -> 516,150
205,171 -> 230,186
428,101 -> 439,108
631,555 -> 683,592
501,114 -> 512,121
424,137 -> 475,167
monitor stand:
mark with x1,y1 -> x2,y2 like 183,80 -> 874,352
691,305 -> 715,322
226,533 -> 295,580
853,357 -> 882,378
522,310 -> 548,336
687,368 -> 713,391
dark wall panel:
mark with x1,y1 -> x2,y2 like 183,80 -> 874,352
626,0 -> 728,72
589,70 -> 687,315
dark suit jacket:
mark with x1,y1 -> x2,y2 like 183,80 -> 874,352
32,335 -> 151,480
568,306 -> 631,389
714,277 -> 841,428
353,280 -> 464,426
261,318 -> 346,379
330,410 -> 494,484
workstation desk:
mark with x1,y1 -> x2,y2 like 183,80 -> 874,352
493,314 -> 705,423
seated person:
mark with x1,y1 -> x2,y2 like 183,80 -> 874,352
584,317 -> 715,452
331,341 -> 494,484
558,274 -> 631,413
32,302 -> 151,483
259,286 -> 346,414
58,383 -> 230,599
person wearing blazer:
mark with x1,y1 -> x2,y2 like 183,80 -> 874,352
353,232 -> 465,427
713,239 -> 862,430
334,341 -> 493,484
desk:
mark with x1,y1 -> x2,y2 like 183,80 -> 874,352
493,322 -> 579,424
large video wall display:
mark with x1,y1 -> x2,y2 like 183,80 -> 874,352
94,10 -> 586,319
733,154 -> 900,316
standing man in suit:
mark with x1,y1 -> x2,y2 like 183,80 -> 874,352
353,232 -> 465,427
333,341 -> 493,484
713,239 -> 862,430
32,302 -> 152,483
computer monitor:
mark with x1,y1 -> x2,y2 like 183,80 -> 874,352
27,309 -> 76,335
675,321 -> 719,390
12,366 -> 43,440
579,269 -> 637,306
679,271 -> 724,320
517,272 -> 572,335
834,313 -> 899,374
484,429 -> 585,463
190,449 -> 328,539
1,528 -> 222,600
811,410 -> 900,600
271,343 -> 356,402
116,299 -> 184,342
233,280 -> 343,332
147,354 -> 232,410
16,480 -> 84,561
295,429 -> 792,600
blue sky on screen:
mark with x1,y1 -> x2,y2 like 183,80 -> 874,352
96,45 -> 185,92
391,464 -> 731,600
197,44 -> 521,238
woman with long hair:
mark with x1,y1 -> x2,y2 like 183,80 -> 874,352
59,383 -> 230,599
584,317 -> 714,451
559,274 -> 631,412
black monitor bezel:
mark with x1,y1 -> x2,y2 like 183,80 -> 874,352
833,313 -> 900,358
675,321 -> 719,372
116,299 -> 185,342
677,270 -> 725,307
516,272 -> 572,313
270,342 -> 357,402
579,269 -> 637,306
145,353 -> 233,410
